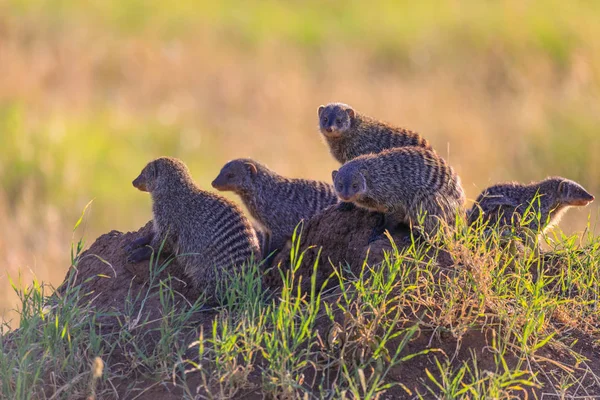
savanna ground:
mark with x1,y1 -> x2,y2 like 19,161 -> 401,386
1,1 -> 600,398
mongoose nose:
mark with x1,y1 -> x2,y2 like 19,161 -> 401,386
326,127 -> 333,133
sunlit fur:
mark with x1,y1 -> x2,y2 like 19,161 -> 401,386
318,102 -> 432,164
212,158 -> 338,254
333,147 -> 466,237
468,177 -> 595,234
132,157 -> 260,302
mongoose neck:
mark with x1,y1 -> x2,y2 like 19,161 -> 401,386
152,178 -> 199,202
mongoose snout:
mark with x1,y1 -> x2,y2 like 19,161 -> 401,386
569,196 -> 594,206
132,175 -> 148,192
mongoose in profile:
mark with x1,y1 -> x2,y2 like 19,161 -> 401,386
318,102 -> 433,164
332,147 -> 466,239
212,158 -> 338,256
468,177 -> 594,236
126,157 -> 261,301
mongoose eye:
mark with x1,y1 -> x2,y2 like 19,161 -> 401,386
322,117 -> 328,124
226,173 -> 235,179
352,183 -> 358,190
336,118 -> 342,124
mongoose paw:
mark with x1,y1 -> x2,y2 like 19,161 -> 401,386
336,202 -> 356,212
127,246 -> 154,263
124,242 -> 138,253
368,227 -> 386,244
124,234 -> 154,253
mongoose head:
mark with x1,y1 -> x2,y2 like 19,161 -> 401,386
133,157 -> 192,194
318,102 -> 355,139
212,158 -> 259,194
546,177 -> 595,207
332,167 -> 367,202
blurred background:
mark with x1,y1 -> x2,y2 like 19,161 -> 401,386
1,1 -> 599,326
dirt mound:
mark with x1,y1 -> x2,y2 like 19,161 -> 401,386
57,221 -> 207,326
268,205 -> 453,290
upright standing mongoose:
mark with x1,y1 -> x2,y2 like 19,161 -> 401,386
212,158 -> 338,256
126,157 -> 261,301
318,102 -> 433,164
468,177 -> 594,236
332,147 -> 466,239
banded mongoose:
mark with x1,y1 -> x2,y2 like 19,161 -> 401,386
318,102 -> 433,164
126,157 -> 261,301
468,177 -> 594,236
332,147 -> 466,239
211,158 -> 339,256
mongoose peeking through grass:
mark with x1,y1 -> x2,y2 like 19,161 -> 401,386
318,102 -> 433,164
468,177 -> 594,239
332,147 -> 466,240
212,158 -> 338,257
126,157 -> 261,301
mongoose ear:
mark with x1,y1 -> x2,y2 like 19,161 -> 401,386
245,162 -> 258,176
346,108 -> 355,119
359,171 -> 367,189
331,170 -> 338,182
318,106 -> 325,117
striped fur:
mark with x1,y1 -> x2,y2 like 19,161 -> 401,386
318,102 -> 433,164
333,147 -> 466,237
468,177 -> 594,235
212,158 -> 338,254
133,157 -> 260,301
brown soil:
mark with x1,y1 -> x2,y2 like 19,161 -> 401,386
57,221 -> 206,325
43,216 -> 600,399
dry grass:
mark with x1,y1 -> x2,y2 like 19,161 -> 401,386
1,1 -> 599,326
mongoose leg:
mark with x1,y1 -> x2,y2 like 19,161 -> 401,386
127,246 -> 154,263
260,231 -> 281,268
369,212 -> 406,243
368,212 -> 387,243
336,201 -> 356,212
264,234 -> 287,260
124,232 -> 155,253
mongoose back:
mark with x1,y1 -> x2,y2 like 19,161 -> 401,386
127,157 -> 261,301
332,147 -> 466,238
318,102 -> 433,164
468,177 -> 594,234
212,158 -> 338,255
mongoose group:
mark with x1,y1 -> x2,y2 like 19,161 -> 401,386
126,102 -> 595,300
